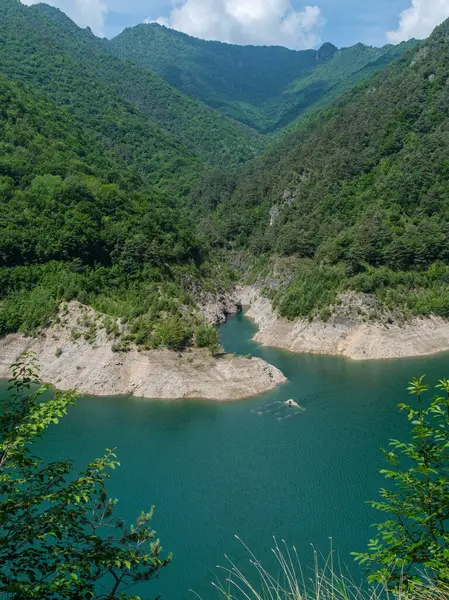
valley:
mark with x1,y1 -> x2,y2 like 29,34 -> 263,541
2,0 -> 449,388
2,4 -> 449,597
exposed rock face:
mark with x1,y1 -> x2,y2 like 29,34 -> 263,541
411,45 -> 430,66
198,294 -> 242,324
237,287 -> 449,361
0,302 -> 286,401
269,205 -> 280,226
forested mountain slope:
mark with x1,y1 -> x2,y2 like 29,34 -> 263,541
198,21 -> 449,319
0,71 -> 222,349
0,0 -> 261,167
110,24 -> 415,132
1,0 -> 447,346
275,40 -> 417,132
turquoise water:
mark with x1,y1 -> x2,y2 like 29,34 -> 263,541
1,312 -> 449,599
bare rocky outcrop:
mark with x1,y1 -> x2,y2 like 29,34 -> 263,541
236,286 -> 449,361
0,302 -> 286,401
198,294 -> 242,324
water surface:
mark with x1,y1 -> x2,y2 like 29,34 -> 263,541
1,313 -> 449,599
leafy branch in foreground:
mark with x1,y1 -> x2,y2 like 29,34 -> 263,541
0,352 -> 171,600
354,376 -> 449,589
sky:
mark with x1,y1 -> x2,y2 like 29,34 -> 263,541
21,0 -> 449,49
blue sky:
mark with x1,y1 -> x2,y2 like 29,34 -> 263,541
313,0 -> 412,47
21,0 -> 449,50
104,0 -> 411,46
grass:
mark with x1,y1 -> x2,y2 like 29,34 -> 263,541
190,537 -> 440,600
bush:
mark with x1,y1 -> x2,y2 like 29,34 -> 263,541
273,262 -> 345,320
195,324 -> 221,354
153,316 -> 193,351
111,341 -> 130,353
354,377 -> 449,589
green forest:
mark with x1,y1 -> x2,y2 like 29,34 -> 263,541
195,21 -> 449,320
0,71 -> 230,350
0,0 -> 262,168
1,0 -> 449,345
4,2 -> 449,599
111,24 -> 415,132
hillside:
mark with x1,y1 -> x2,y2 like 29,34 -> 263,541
270,40 -> 417,132
0,70 -> 229,351
0,0 -> 262,167
2,0 -> 449,355
198,21 -> 449,320
110,24 -> 415,132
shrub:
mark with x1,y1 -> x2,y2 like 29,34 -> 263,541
274,263 -> 345,320
354,377 -> 449,589
195,324 -> 221,354
153,316 -> 193,351
111,341 -> 130,353
0,353 -> 171,598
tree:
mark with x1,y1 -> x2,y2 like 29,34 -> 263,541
354,376 -> 449,590
153,315 -> 193,351
195,324 -> 221,355
0,352 -> 171,599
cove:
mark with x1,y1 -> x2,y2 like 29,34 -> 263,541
1,312 -> 449,599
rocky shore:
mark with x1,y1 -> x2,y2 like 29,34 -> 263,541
198,293 -> 242,324
236,286 -> 449,360
0,302 -> 286,401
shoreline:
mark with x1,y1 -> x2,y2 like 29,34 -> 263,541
3,285 -> 448,401
236,286 -> 449,361
0,345 -> 286,401
0,301 -> 286,401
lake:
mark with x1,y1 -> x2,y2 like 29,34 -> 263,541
1,312 -> 449,599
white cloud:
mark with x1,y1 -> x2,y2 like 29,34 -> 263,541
149,0 -> 324,49
21,0 -> 108,36
387,0 -> 449,43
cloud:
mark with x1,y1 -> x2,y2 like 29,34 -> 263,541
387,0 -> 449,43
149,0 -> 324,49
21,0 -> 108,36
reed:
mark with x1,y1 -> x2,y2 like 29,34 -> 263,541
194,537 -> 388,600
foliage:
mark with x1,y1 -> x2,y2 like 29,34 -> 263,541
354,377 -> 449,589
0,66 -> 238,348
281,40 -> 417,133
0,0 -> 446,337
264,260 -> 449,322
0,0 -> 260,168
0,53 -> 202,267
271,262 -> 345,320
0,352 -> 171,599
195,324 -> 221,354
110,24 -> 414,133
197,21 -> 449,318
0,2 -> 250,347
152,315 -> 194,351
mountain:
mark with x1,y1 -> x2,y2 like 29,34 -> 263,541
110,24 -> 416,133
0,1 -> 234,348
198,21 -> 449,319
2,0 -> 448,344
267,39 -> 418,132
0,0 -> 262,167
0,71 -> 209,340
